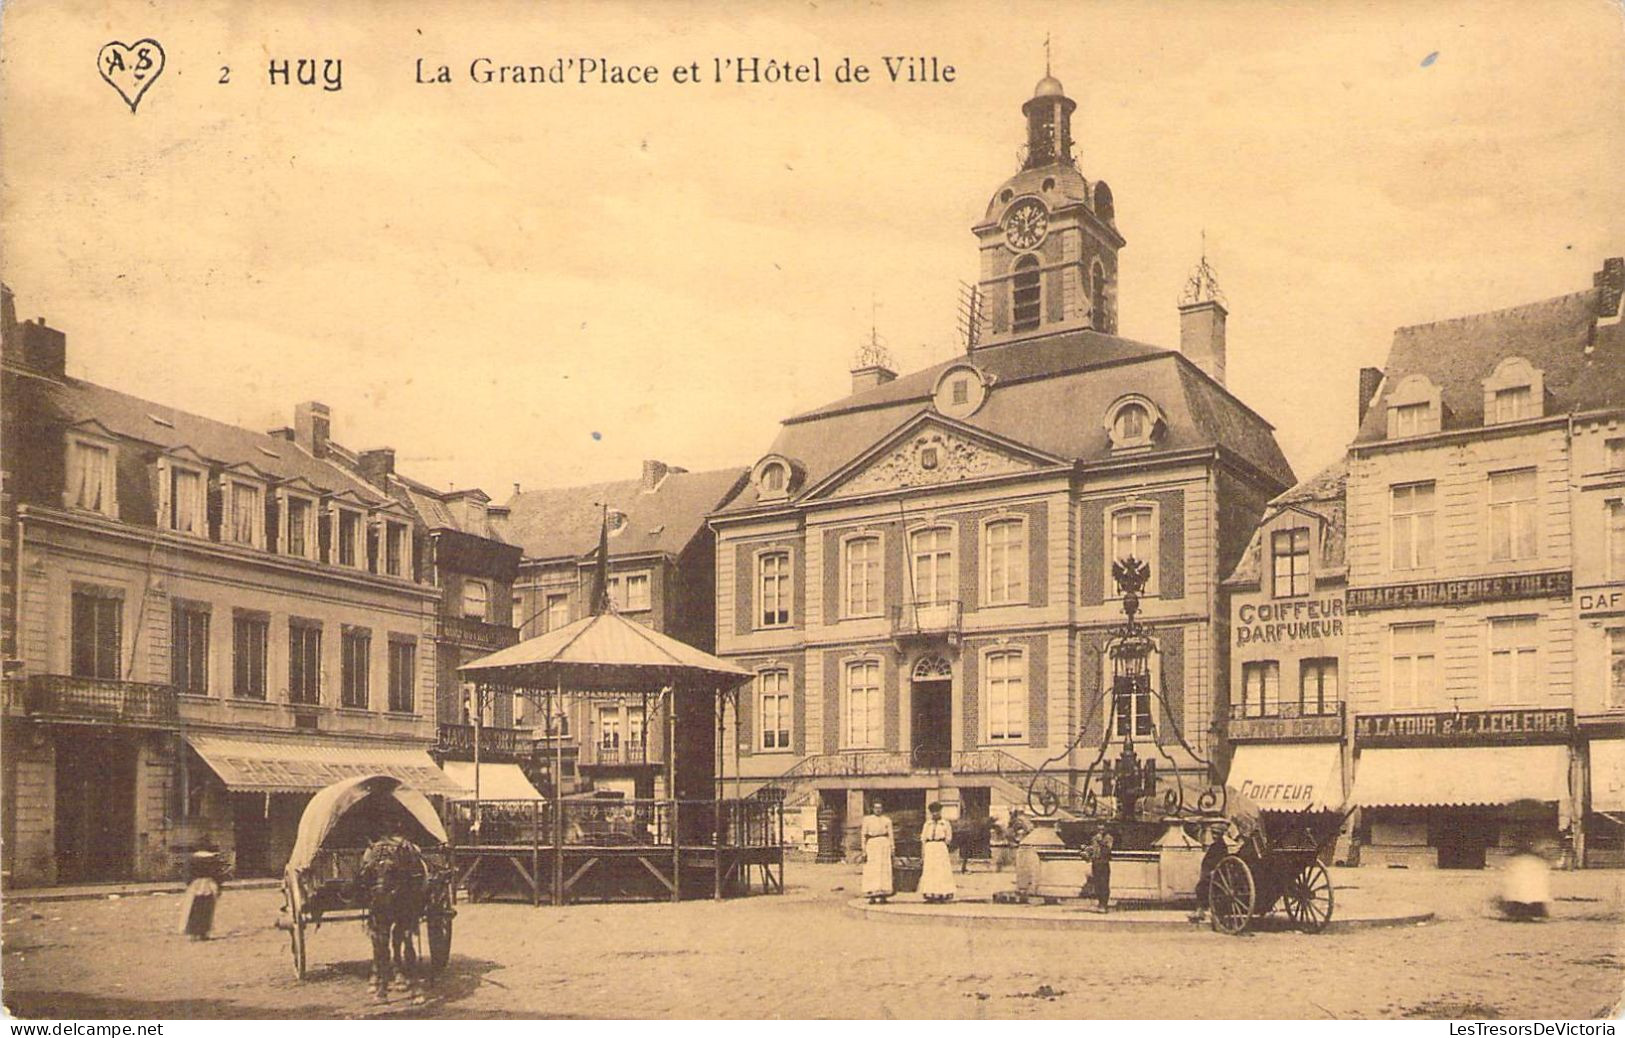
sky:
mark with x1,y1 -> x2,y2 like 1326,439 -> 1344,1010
2,0 -> 1622,499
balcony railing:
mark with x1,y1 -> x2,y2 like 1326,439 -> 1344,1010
581,740 -> 659,767
436,615 -> 521,653
890,598 -> 962,644
23,674 -> 179,727
1227,700 -> 1345,741
435,723 -> 528,761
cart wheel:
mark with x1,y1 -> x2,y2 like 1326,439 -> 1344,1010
427,913 -> 452,973
285,883 -> 308,979
1208,856 -> 1255,935
1283,860 -> 1334,934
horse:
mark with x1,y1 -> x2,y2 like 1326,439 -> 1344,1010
358,832 -> 430,998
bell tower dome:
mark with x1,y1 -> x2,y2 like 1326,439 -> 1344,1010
970,72 -> 1126,348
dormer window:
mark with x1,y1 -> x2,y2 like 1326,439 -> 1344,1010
932,364 -> 988,419
158,452 -> 207,536
1483,357 -> 1544,425
337,509 -> 360,567
286,497 -> 312,557
64,429 -> 118,518
1385,374 -> 1443,438
1272,527 -> 1312,598
752,455 -> 799,501
384,521 -> 409,577
1105,396 -> 1162,450
762,465 -> 785,494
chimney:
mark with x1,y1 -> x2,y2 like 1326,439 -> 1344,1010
1595,257 -> 1624,319
641,459 -> 669,490
1178,299 -> 1227,386
850,363 -> 897,394
358,447 -> 396,489
294,401 -> 330,458
1357,367 -> 1384,426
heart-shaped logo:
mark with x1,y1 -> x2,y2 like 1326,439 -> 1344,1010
98,39 -> 166,113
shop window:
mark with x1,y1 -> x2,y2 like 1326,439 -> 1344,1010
757,552 -> 792,627
1391,482 -> 1436,570
1609,628 -> 1625,710
842,535 -> 882,618
1487,616 -> 1538,705
1272,527 -> 1311,598
759,669 -> 791,750
1300,658 -> 1338,716
1389,622 -> 1437,708
984,649 -> 1027,743
1241,660 -> 1279,718
983,518 -> 1028,606
288,620 -> 322,706
171,602 -> 210,695
387,638 -> 416,714
71,588 -> 122,680
232,611 -> 269,700
1488,469 -> 1538,562
341,627 -> 370,709
844,659 -> 883,749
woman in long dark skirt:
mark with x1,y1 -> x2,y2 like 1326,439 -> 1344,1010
177,846 -> 224,940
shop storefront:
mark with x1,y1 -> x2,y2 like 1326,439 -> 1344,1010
1352,709 -> 1578,869
1583,736 -> 1625,866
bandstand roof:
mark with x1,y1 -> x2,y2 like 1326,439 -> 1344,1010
458,610 -> 752,694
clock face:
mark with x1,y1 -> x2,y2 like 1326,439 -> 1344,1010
1004,199 -> 1049,251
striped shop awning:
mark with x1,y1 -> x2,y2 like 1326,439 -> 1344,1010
185,733 -> 465,795
1352,745 -> 1570,809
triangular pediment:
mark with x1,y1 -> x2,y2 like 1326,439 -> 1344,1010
807,413 -> 1064,501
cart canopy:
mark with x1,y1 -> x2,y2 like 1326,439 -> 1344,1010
286,774 -> 448,875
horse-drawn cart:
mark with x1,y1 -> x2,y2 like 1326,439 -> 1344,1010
1205,821 -> 1337,935
279,774 -> 457,980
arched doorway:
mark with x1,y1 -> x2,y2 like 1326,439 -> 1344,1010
911,655 -> 953,769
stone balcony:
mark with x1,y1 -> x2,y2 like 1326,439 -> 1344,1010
890,598 -> 962,649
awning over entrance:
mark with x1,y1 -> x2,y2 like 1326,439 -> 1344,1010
185,733 -> 465,795
442,761 -> 545,801
1589,740 -> 1625,813
1353,745 -> 1570,809
1226,743 -> 1345,811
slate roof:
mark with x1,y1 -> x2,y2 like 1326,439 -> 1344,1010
1354,287 -> 1625,443
388,471 -> 512,543
504,466 -> 749,562
1224,458 -> 1348,587
721,327 -> 1295,513
35,376 -> 387,502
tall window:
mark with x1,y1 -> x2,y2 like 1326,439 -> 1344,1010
1390,622 -> 1437,708
1300,658 -> 1338,715
385,522 -> 407,577
910,527 -> 954,605
171,602 -> 209,695
984,649 -> 1027,742
1608,500 -> 1625,581
984,519 -> 1028,606
67,439 -> 115,515
843,536 -> 882,617
232,612 -> 269,700
844,659 -> 883,748
286,497 -> 311,558
1090,262 -> 1108,332
462,580 -> 489,620
1272,528 -> 1311,598
1488,616 -> 1538,705
546,593 -> 570,632
337,510 -> 359,567
598,707 -> 621,750
228,482 -> 260,546
759,552 -> 791,627
1241,661 -> 1279,718
1488,469 -> 1538,562
1390,402 -> 1429,437
1608,438 -> 1625,472
169,467 -> 204,535
1391,482 -> 1436,570
1110,507 -> 1154,572
288,621 -> 322,706
627,707 -> 646,753
1610,628 -> 1625,710
71,589 -> 121,680
387,639 -> 416,713
1011,256 -> 1041,332
1491,385 -> 1534,423
1111,670 -> 1153,738
759,669 -> 791,750
341,628 -> 370,709
622,573 -> 650,611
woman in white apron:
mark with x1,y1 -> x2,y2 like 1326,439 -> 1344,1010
860,801 -> 895,903
919,802 -> 956,902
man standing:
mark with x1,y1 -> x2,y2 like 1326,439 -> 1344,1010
1086,826 -> 1114,913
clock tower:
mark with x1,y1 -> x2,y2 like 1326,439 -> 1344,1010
970,73 -> 1125,346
